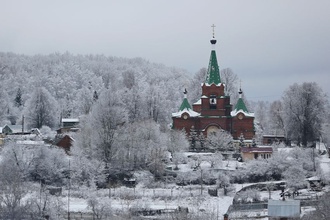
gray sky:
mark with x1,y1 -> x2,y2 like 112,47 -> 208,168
1,0 -> 330,101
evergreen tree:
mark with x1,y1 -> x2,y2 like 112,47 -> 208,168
14,88 -> 23,107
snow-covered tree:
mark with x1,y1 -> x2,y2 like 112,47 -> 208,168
0,86 -> 11,125
205,130 -> 234,152
88,89 -> 128,165
283,163 -> 307,192
0,150 -> 30,219
76,86 -> 95,115
24,87 -> 58,129
282,82 -> 328,146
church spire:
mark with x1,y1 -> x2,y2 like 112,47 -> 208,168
205,24 -> 221,85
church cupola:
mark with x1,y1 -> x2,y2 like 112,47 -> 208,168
231,88 -> 254,117
179,88 -> 192,111
172,89 -> 200,119
205,24 -> 221,85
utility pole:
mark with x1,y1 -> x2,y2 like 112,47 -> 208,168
68,159 -> 71,220
200,168 -> 203,195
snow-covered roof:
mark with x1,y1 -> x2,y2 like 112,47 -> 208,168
16,140 -> 45,145
3,124 -> 23,133
307,176 -> 320,181
193,99 -> 201,105
263,134 -> 285,138
241,147 -> 273,153
62,118 -> 79,123
172,108 -> 200,118
231,109 -> 254,117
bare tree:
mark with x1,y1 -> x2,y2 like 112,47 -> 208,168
188,68 -> 207,103
282,82 -> 328,146
221,68 -> 239,98
0,154 -> 30,219
269,100 -> 286,136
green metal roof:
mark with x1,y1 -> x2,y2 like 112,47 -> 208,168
205,50 -> 221,85
179,98 -> 192,111
234,97 -> 249,113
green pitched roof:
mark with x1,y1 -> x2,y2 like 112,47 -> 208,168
205,50 -> 221,84
234,97 -> 249,113
179,98 -> 192,111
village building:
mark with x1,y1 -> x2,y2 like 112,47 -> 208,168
240,146 -> 273,161
53,118 -> 79,152
172,32 -> 255,145
54,134 -> 74,153
56,118 -> 80,134
262,134 -> 288,145
268,199 -> 301,220
1,124 -> 24,135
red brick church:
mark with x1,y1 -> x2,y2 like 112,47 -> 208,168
172,34 -> 255,141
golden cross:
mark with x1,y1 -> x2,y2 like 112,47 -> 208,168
211,24 -> 216,38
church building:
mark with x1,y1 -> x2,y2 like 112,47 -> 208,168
172,32 -> 255,142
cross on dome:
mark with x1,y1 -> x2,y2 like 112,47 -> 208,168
211,24 -> 216,38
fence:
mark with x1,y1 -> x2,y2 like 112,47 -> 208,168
96,185 -> 215,200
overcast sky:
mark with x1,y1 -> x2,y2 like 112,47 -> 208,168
1,0 -> 330,101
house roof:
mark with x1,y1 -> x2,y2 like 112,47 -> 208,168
16,140 -> 45,145
268,200 -> 300,217
62,118 -> 79,123
263,134 -> 285,138
2,124 -> 23,133
241,147 -> 273,153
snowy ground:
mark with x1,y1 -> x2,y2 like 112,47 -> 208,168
64,184 -> 235,217
60,146 -> 330,219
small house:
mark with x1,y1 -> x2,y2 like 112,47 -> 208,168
2,124 -> 23,135
54,135 -> 74,152
263,135 -> 288,145
241,146 -> 273,161
268,199 -> 300,220
57,118 -> 80,134
61,118 -> 79,128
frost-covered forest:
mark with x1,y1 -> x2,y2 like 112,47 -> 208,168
1,52 -> 330,219
0,52 -> 195,127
